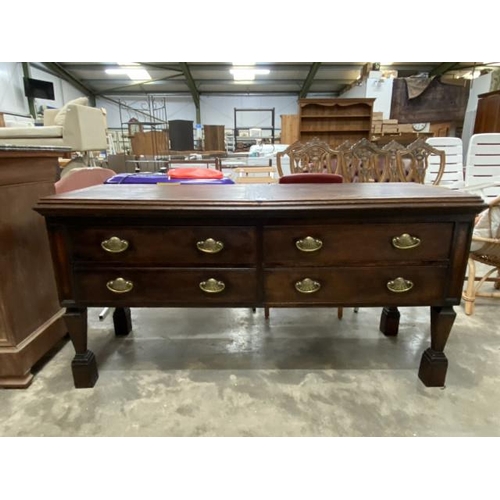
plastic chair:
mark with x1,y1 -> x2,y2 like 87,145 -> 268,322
464,133 -> 500,201
425,137 -> 465,189
55,167 -> 117,194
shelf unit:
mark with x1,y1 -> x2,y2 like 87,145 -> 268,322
298,98 -> 374,147
234,108 -> 275,151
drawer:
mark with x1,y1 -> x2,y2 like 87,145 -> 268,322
69,226 -> 257,266
265,266 -> 449,306
263,223 -> 453,266
73,268 -> 258,306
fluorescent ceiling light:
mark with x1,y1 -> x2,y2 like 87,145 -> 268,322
232,62 -> 255,66
105,67 -> 151,81
462,69 -> 481,80
229,68 -> 270,81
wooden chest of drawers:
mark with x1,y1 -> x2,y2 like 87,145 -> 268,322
35,183 -> 485,388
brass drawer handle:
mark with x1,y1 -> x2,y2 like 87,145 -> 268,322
199,278 -> 226,294
392,233 -> 421,250
387,277 -> 414,293
101,236 -> 129,253
197,238 -> 224,254
106,277 -> 134,294
295,278 -> 321,294
296,236 -> 323,252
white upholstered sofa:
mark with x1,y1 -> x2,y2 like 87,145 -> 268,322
0,98 -> 108,153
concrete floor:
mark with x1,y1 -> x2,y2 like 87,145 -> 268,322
1,300 -> 499,437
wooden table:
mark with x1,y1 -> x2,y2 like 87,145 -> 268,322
0,145 -> 69,387
34,183 -> 485,389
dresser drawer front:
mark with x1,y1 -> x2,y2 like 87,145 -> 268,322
69,226 -> 257,265
73,268 -> 257,305
263,223 -> 453,266
265,266 -> 449,306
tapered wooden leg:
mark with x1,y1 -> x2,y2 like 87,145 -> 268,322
264,307 -> 270,320
113,307 -> 132,336
379,307 -> 400,336
418,306 -> 456,387
337,307 -> 343,320
64,307 -> 98,388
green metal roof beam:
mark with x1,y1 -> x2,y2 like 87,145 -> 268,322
299,63 -> 322,98
429,62 -> 459,77
179,62 -> 200,108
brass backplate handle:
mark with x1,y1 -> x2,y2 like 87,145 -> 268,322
295,278 -> 321,294
296,236 -> 323,252
106,277 -> 133,294
197,238 -> 224,254
101,236 -> 129,253
199,278 -> 226,294
392,233 -> 421,250
387,277 -> 414,293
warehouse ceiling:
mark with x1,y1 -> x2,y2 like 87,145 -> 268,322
41,62 -> 497,99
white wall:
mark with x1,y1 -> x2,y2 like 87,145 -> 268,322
0,62 -> 88,123
0,62 -> 30,118
366,77 -> 393,119
98,94 -> 300,133
201,95 -> 299,130
462,73 -> 492,157
97,96 -> 197,129
339,71 -> 393,119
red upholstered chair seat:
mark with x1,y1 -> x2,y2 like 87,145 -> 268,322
278,173 -> 343,184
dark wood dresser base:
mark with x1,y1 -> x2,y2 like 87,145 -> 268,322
35,183 -> 485,389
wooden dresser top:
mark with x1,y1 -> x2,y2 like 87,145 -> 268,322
35,183 -> 486,217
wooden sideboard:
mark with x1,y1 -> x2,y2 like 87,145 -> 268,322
0,146 -> 68,387
34,183 -> 485,389
473,90 -> 500,134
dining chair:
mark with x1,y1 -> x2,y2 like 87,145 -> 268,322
380,140 -> 409,182
396,138 -> 446,185
338,138 -> 385,183
278,137 -> 340,177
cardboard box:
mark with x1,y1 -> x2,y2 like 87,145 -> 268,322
383,119 -> 398,125
372,112 -> 384,120
398,124 -> 415,133
382,124 -> 399,134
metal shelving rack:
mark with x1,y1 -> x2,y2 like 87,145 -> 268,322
234,108 -> 275,151
118,96 -> 169,156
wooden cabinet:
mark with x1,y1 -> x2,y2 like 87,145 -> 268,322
130,131 -> 169,156
299,98 -> 374,147
0,146 -> 67,387
169,120 -> 194,151
280,114 -> 300,145
474,90 -> 500,134
203,125 -> 225,151
36,183 -> 485,389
